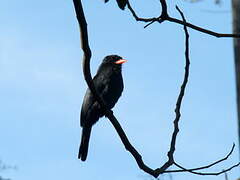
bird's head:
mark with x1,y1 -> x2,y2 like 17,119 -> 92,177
97,55 -> 127,74
102,55 -> 127,66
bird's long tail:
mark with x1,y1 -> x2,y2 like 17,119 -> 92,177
78,127 -> 92,161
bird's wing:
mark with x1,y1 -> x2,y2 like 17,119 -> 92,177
80,74 -> 109,126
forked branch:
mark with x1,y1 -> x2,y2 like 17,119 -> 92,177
72,0 -> 239,178
127,0 -> 240,38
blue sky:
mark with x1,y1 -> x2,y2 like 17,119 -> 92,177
0,0 -> 239,180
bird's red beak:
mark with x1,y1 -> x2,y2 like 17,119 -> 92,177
115,59 -> 127,64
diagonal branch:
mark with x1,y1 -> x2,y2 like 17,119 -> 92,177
72,0 -> 157,177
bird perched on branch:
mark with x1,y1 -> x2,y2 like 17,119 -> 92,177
78,55 -> 127,161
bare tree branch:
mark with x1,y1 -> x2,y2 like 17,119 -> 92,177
166,16 -> 239,38
154,4 -> 191,174
174,162 -> 240,176
160,0 -> 168,18
73,0 -> 239,178
72,0 -> 157,177
127,0 -> 240,38
163,143 -> 236,173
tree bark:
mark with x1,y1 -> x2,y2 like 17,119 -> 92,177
232,0 -> 240,153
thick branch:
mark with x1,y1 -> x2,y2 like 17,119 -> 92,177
73,0 -> 93,95
73,0 -> 157,177
106,111 -> 158,177
160,0 -> 168,18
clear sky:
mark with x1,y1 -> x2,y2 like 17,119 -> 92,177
0,0 -> 239,180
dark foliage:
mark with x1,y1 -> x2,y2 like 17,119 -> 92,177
104,0 -> 127,10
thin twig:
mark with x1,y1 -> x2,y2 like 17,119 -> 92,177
166,16 -> 240,38
163,144 -> 236,173
126,1 -> 158,23
155,4 -> 191,174
174,162 -> 240,176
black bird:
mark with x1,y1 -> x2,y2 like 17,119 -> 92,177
78,55 -> 127,161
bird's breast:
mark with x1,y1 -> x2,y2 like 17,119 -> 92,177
102,72 -> 123,109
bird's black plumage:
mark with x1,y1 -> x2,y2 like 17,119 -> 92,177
78,55 -> 126,161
